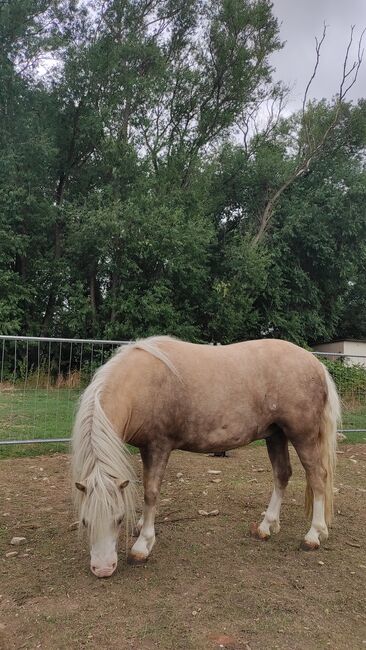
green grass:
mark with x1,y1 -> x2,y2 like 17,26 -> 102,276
342,405 -> 366,430
0,387 -> 80,458
0,387 -> 365,459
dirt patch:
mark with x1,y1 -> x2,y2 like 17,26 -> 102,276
0,445 -> 365,650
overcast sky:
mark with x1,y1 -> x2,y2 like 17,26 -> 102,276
270,0 -> 366,111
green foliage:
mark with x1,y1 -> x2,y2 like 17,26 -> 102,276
321,358 -> 366,399
0,0 -> 366,348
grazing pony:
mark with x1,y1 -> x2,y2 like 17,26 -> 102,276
72,336 -> 340,577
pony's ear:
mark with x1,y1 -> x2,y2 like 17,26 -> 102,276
75,481 -> 87,493
117,479 -> 129,491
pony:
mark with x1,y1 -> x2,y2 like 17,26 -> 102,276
71,336 -> 341,577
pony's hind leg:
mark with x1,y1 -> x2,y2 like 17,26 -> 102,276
250,429 -> 292,541
133,514 -> 144,537
128,444 -> 171,565
294,439 -> 329,550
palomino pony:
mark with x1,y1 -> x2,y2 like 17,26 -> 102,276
72,336 -> 340,577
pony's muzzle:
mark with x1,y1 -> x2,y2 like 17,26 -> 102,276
91,560 -> 117,578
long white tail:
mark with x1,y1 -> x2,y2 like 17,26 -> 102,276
305,365 -> 341,526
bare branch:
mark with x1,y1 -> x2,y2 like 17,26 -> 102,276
302,23 -> 327,119
252,26 -> 365,246
340,26 -> 365,99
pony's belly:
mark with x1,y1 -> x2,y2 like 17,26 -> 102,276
178,425 -> 257,453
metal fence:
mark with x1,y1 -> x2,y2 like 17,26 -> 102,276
313,350 -> 366,437
0,335 -> 130,447
0,336 -> 365,447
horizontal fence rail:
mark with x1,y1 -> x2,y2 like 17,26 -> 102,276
0,336 -> 365,448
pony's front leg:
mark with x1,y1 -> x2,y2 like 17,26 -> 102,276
128,445 -> 170,565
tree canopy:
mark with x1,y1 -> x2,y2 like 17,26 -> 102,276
1,0 -> 365,345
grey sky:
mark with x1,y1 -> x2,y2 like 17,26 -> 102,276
271,0 -> 366,111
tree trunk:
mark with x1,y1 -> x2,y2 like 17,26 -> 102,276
89,270 -> 98,335
41,174 -> 67,335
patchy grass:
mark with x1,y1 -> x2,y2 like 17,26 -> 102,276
0,446 -> 365,650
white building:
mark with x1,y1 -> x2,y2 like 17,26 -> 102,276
312,340 -> 366,368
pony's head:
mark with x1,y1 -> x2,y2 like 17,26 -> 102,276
75,469 -> 133,578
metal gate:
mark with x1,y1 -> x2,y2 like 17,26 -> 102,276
0,335 -> 129,447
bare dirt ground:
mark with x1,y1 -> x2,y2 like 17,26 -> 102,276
1,445 -> 365,650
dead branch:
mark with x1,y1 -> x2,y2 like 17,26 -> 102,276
252,25 -> 365,247
301,22 -> 327,151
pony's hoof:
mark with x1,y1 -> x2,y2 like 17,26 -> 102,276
249,521 -> 270,541
300,540 -> 320,551
127,552 -> 148,566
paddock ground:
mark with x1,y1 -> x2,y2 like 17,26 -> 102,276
0,445 -> 365,650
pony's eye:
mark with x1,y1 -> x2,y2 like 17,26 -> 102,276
117,516 -> 123,526
82,518 -> 87,527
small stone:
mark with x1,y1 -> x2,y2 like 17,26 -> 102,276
68,521 -> 79,531
10,537 -> 26,546
5,551 -> 18,558
176,472 -> 183,478
192,610 -> 198,616
318,561 -> 324,566
211,478 -> 221,483
207,470 -> 221,475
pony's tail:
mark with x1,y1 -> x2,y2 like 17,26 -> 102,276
305,365 -> 341,526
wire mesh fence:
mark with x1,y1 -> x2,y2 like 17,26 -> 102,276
0,336 -> 130,448
313,351 -> 366,437
0,337 -> 365,450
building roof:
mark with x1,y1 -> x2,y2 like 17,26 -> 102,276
314,339 -> 366,345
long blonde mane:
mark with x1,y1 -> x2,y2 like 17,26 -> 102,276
71,336 -> 178,542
